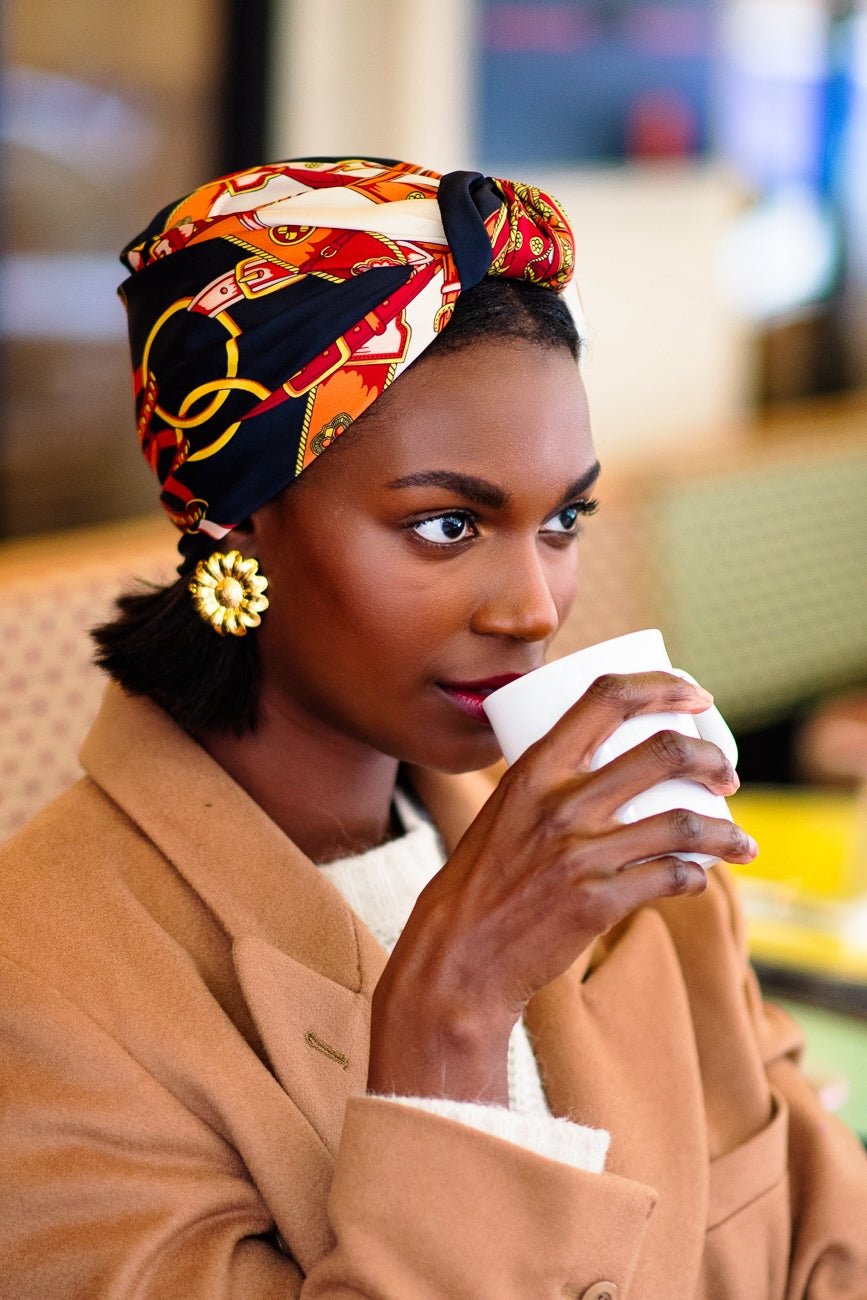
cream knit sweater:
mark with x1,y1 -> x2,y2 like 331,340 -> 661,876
318,790 -> 610,1174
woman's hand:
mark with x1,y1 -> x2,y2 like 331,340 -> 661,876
367,671 -> 756,1105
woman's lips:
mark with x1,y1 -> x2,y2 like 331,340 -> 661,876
437,673 -> 529,724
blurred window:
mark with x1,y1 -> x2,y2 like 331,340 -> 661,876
0,1 -> 226,538
479,0 -> 715,165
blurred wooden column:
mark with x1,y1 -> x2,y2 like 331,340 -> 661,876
268,0 -> 476,171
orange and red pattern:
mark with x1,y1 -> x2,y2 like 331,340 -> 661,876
118,159 -> 577,567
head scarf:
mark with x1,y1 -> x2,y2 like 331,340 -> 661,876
119,158 -> 577,568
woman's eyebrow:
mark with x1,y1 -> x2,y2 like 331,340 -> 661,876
559,461 -> 601,504
385,462 -> 601,511
385,471 -> 509,509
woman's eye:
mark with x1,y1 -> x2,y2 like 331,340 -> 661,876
410,512 -> 476,545
547,505 -> 580,534
542,498 -> 598,536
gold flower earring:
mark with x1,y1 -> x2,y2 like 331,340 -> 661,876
188,550 -> 269,636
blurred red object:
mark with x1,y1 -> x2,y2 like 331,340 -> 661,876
626,91 -> 696,159
797,694 -> 867,787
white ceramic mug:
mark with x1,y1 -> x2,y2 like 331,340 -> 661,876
482,629 -> 738,867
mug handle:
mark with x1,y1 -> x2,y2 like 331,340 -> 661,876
672,669 -> 739,769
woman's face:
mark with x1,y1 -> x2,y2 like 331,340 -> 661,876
246,338 -> 597,773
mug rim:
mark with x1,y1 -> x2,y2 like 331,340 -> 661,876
483,627 -> 667,715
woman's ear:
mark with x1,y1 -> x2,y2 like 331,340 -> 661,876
224,487 -> 290,564
223,515 -> 257,557
222,496 -> 286,575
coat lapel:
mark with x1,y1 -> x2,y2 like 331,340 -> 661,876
78,692 -> 497,1201
226,766 -> 493,1154
80,686 -> 398,1272
232,933 -> 383,1154
80,685 -> 371,989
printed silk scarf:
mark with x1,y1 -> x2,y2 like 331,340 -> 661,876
119,158 -> 577,567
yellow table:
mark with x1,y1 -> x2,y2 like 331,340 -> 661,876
729,786 -> 867,1139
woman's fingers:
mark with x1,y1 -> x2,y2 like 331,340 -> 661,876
583,855 -> 710,926
529,670 -> 714,775
547,851 -> 709,944
580,807 -> 757,872
563,729 -> 739,824
671,668 -> 739,767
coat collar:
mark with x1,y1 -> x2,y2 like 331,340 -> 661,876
81,686 -> 496,963
78,685 -> 496,1142
81,683 -> 387,994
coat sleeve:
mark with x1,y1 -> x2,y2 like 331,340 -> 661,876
717,872 -> 867,1300
1,951 -> 660,1299
308,1097 -> 657,1299
0,953 -> 302,1299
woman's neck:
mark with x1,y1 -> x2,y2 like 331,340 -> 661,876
200,690 -> 400,863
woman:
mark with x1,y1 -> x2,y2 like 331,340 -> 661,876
1,158 -> 865,1299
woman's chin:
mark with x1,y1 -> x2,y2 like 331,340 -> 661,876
404,730 -> 505,775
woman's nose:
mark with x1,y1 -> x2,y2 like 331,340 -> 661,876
470,543 -> 561,643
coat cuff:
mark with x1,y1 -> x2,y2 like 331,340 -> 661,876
382,1093 -> 610,1173
312,1096 -> 657,1299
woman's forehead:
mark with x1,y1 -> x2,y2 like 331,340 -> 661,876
365,340 -> 594,485
264,341 -> 597,545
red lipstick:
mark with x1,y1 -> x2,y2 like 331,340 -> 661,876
437,673 -> 529,724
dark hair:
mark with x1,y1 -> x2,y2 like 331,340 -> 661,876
426,275 -> 580,362
92,276 -> 581,736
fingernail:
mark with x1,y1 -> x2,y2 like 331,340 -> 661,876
747,835 -> 759,856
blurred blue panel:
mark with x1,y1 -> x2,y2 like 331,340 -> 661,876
479,0 -> 714,165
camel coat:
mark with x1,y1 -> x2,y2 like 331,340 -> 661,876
1,684 -> 865,1299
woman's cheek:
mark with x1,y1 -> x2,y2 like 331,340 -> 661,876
551,549 -> 581,622
557,576 -> 580,627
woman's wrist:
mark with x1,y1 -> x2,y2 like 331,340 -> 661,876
367,980 -> 513,1105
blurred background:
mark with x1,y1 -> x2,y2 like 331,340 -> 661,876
2,0 -> 867,1123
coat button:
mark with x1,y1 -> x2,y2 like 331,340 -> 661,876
572,1284 -> 619,1300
